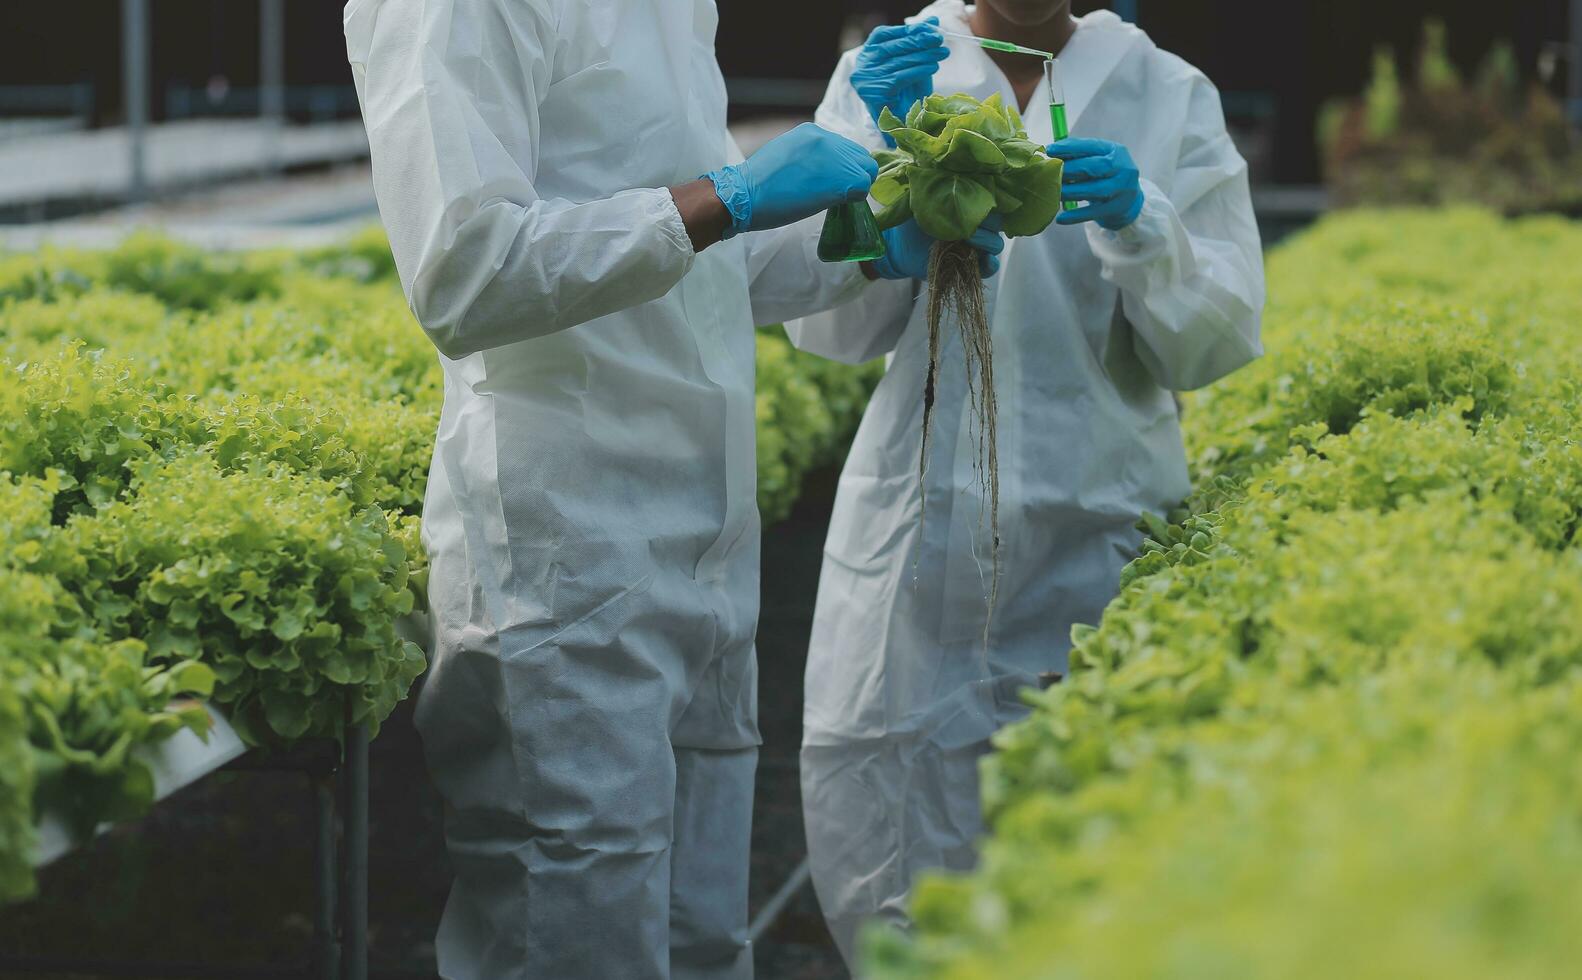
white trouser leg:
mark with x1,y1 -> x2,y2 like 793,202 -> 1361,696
801,734 -> 994,968
670,745 -> 758,980
418,630 -> 679,980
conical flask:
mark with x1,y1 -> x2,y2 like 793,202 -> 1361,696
817,201 -> 887,263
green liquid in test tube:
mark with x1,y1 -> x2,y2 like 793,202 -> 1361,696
1049,102 -> 1069,140
1045,58 -> 1080,212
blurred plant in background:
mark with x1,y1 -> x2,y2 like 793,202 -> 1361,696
1318,20 -> 1582,215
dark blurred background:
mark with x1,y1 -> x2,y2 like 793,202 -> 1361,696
0,1 -> 1574,184
0,2 -> 1579,978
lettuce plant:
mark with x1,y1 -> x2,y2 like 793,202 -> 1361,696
870,93 -> 1065,241
868,93 -> 1067,614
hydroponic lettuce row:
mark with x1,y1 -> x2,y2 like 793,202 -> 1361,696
867,208 -> 1582,979
0,233 -> 879,902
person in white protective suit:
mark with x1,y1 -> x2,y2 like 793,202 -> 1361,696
341,1 -> 1006,977
787,0 -> 1266,964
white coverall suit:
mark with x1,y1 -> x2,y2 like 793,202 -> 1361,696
345,1 -> 867,976
787,3 -> 1266,964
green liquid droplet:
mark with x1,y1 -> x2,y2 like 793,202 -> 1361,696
817,201 -> 887,263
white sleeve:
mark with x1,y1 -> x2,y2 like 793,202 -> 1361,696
1086,75 -> 1265,391
743,214 -> 870,328
813,50 -> 890,149
781,50 -> 918,364
345,0 -> 696,360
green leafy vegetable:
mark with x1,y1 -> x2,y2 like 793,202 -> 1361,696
870,93 -> 1068,617
866,208 -> 1582,979
874,93 -> 1064,243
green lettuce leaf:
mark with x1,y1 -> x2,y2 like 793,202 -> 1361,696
868,91 -> 1065,241
910,170 -> 997,241
997,157 -> 1066,237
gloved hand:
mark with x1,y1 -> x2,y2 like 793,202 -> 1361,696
1047,138 -> 1146,230
851,17 -> 947,129
704,123 -> 879,238
870,216 -> 1004,281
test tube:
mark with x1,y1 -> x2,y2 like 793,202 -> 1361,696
1045,59 -> 1079,211
1045,58 -> 1069,140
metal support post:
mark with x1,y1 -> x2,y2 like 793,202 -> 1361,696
121,0 -> 150,202
314,774 -> 342,980
260,0 -> 286,173
340,717 -> 370,980
1571,0 -> 1582,133
747,858 -> 813,945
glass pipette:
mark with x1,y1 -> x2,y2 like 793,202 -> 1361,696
940,30 -> 1054,60
1045,58 -> 1080,211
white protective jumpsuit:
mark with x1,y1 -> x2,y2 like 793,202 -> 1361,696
345,1 -> 868,977
787,3 -> 1265,964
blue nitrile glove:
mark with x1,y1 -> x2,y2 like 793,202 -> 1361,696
1047,138 -> 1146,231
851,17 -> 946,129
870,215 -> 1005,281
704,123 -> 879,238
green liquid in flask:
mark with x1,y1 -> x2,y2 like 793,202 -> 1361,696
817,201 -> 887,263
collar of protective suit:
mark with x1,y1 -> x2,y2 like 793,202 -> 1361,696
904,1 -> 1142,134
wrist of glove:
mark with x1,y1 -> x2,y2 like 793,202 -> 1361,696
702,123 -> 878,238
702,166 -> 753,239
